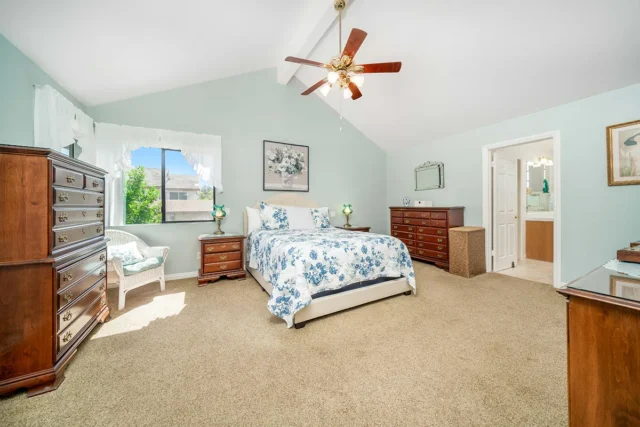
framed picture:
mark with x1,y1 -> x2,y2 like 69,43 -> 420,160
610,275 -> 640,302
263,140 -> 309,192
607,119 -> 640,186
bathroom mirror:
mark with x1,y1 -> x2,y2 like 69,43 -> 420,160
526,162 -> 553,212
415,162 -> 444,190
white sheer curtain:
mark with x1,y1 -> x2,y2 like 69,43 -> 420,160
95,123 -> 222,227
34,85 -> 96,164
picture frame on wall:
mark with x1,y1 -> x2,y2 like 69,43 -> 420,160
607,119 -> 640,186
263,140 -> 309,192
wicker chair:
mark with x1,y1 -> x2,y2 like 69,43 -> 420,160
105,229 -> 170,310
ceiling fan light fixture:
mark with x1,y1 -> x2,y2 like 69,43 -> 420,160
327,71 -> 339,84
351,74 -> 364,88
343,88 -> 352,99
319,83 -> 332,97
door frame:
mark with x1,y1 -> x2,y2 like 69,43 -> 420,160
482,131 -> 562,288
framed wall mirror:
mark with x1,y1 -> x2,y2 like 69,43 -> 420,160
415,162 -> 445,190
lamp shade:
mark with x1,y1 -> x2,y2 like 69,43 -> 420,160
213,204 -> 226,219
342,204 -> 353,215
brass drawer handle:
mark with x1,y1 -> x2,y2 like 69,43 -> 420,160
438,254 -> 443,259
99,254 -> 106,261
92,180 -> 99,188
219,264 -> 228,270
219,255 -> 227,260
63,272 -> 73,282
63,331 -> 73,343
438,246 -> 443,251
63,293 -> 73,303
437,238 -> 443,243
58,212 -> 68,222
99,283 -> 105,291
408,227 -> 413,231
405,220 -> 410,224
393,233 -> 398,236
408,234 -> 414,238
232,244 -> 239,250
99,269 -> 106,276
422,221 -> 427,225
96,212 -> 103,218
82,211 -> 87,217
422,214 -> 428,218
100,299 -> 106,307
206,248 -> 214,253
58,234 -> 69,243
97,197 -> 103,204
63,311 -> 72,322
437,230 -> 443,235
97,227 -> 103,234
393,226 -> 398,229
59,193 -> 69,202
82,194 -> 87,200
66,174 -> 76,184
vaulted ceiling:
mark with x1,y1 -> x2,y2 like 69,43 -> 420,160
2,0 -> 640,151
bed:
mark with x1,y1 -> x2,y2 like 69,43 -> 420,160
244,194 -> 416,328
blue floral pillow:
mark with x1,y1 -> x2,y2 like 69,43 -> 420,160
259,202 -> 289,230
311,207 -> 331,228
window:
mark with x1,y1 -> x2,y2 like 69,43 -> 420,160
125,148 -> 215,224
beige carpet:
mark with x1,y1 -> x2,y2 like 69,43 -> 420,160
0,262 -> 568,426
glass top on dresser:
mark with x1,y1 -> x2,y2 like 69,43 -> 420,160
567,266 -> 640,304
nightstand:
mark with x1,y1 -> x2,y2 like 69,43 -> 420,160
335,226 -> 371,232
197,233 -> 246,286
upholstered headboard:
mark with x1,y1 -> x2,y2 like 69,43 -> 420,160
243,193 -> 320,236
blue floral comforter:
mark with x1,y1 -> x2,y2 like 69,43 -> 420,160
248,228 -> 416,327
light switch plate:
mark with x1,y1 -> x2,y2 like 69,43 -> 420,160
197,251 -> 201,260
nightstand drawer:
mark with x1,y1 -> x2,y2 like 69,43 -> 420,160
204,242 -> 242,254
203,260 -> 242,274
204,252 -> 241,264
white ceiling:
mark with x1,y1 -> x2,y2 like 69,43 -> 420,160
2,0 -> 640,151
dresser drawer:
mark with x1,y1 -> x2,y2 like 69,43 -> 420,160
54,222 -> 104,248
58,265 -> 106,307
203,260 -> 242,274
418,242 -> 447,252
430,212 -> 447,220
416,249 -> 448,261
57,249 -> 107,289
203,242 -> 242,254
57,293 -> 105,357
53,207 -> 104,226
204,251 -> 241,264
391,211 -> 404,217
391,217 -> 403,224
399,238 -> 415,248
417,235 -> 447,245
392,231 -> 416,240
54,187 -> 104,207
84,175 -> 105,192
53,166 -> 84,189
391,224 -> 416,233
430,219 -> 447,228
58,279 -> 105,332
404,218 -> 431,226
417,228 -> 447,237
404,211 -> 431,219
407,246 -> 416,255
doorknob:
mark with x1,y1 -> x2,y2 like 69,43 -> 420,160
514,215 -> 519,219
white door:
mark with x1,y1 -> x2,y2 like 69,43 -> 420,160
493,154 -> 518,271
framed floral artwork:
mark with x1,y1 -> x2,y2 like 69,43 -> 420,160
607,119 -> 640,186
263,140 -> 309,192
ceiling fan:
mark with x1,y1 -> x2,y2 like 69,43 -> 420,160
285,0 -> 401,101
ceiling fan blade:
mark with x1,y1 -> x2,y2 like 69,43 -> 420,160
342,28 -> 368,60
360,62 -> 402,73
301,78 -> 329,96
348,82 -> 362,100
285,56 -> 328,69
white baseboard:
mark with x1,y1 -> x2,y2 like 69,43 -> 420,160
165,271 -> 198,281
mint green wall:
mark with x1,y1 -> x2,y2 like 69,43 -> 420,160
387,83 -> 640,283
0,34 -> 84,145
88,68 -> 387,275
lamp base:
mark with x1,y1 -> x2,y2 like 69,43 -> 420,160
343,224 -> 352,228
214,218 -> 225,235
214,230 -> 225,235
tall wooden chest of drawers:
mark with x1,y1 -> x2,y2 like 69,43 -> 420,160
389,207 -> 464,270
0,145 -> 110,397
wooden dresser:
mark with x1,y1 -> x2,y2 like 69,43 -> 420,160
389,207 -> 464,270
0,145 -> 109,397
558,267 -> 640,427
197,234 -> 246,286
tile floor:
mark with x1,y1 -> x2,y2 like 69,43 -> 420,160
496,258 -> 554,285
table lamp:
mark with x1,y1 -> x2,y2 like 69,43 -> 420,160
212,204 -> 226,235
342,204 -> 353,228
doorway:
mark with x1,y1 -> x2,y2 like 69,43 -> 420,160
482,131 -> 561,287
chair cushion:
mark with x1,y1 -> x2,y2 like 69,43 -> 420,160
123,256 -> 164,276
108,241 -> 145,266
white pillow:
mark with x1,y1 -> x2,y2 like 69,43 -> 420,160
246,207 -> 261,235
107,241 -> 145,266
285,206 -> 315,230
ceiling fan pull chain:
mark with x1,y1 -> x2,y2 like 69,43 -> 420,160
338,9 -> 342,56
